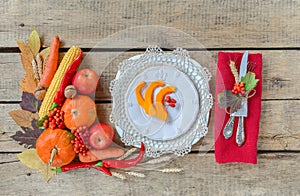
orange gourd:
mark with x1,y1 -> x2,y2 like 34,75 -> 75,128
62,95 -> 97,129
36,128 -> 75,167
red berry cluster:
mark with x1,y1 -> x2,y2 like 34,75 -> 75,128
71,126 -> 91,156
232,82 -> 245,96
43,107 -> 65,129
165,95 -> 177,108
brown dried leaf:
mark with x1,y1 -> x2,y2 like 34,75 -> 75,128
16,39 -> 34,63
28,29 -> 41,56
9,110 -> 38,129
17,149 -> 56,182
21,54 -> 35,77
20,73 -> 37,93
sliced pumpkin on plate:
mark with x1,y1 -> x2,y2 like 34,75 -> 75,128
135,80 -> 176,122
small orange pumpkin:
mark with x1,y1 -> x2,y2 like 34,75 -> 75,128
36,128 -> 75,167
62,95 -> 97,129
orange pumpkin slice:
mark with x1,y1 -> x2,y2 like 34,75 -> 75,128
135,81 -> 147,110
144,80 -> 164,114
135,80 -> 165,115
154,86 -> 176,121
135,80 -> 176,122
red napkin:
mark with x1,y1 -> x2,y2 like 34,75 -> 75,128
214,52 -> 262,164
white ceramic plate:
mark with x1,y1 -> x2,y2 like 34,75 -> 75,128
124,66 -> 199,140
110,47 -> 212,156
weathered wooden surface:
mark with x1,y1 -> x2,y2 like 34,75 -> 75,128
2,100 -> 300,152
1,0 -> 300,195
1,50 -> 299,102
1,0 -> 300,48
1,153 -> 299,195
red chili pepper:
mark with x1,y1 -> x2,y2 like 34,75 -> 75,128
53,50 -> 82,106
53,143 -> 145,175
54,161 -> 98,173
101,142 -> 145,169
93,166 -> 112,176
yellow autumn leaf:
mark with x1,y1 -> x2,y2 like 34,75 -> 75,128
28,29 -> 41,56
17,149 -> 56,182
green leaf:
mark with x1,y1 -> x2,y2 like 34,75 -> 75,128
241,72 -> 259,92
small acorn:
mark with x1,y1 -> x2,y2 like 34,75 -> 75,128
34,86 -> 46,100
64,85 -> 77,98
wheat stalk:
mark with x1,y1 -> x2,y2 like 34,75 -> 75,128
157,168 -> 183,173
111,171 -> 127,180
229,60 -> 239,83
32,59 -> 40,81
117,148 -> 137,160
143,156 -> 172,164
126,171 -> 146,178
36,54 -> 43,80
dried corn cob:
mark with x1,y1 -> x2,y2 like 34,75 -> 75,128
38,46 -> 81,118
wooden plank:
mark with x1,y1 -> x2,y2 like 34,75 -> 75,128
0,153 -> 299,195
1,0 -> 300,48
2,99 -> 300,152
0,50 -> 299,102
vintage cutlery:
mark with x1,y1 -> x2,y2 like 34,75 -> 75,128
223,51 -> 248,146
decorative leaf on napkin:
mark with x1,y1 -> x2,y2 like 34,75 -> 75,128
11,120 -> 42,148
17,148 -> 56,182
9,110 -> 38,129
20,92 -> 41,113
28,29 -> 41,56
241,72 -> 259,92
218,90 -> 243,113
